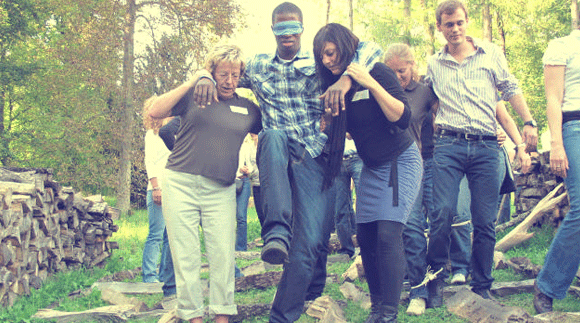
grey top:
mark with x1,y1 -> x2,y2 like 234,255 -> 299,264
405,80 -> 437,152
165,89 -> 262,185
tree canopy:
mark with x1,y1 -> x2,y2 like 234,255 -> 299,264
1,0 -> 576,210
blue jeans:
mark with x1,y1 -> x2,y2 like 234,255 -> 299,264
253,185 -> 265,227
537,120 -> 580,299
159,229 -> 176,296
143,190 -> 171,284
497,147 -> 512,224
334,154 -> 363,257
235,177 -> 251,251
404,157 -> 433,300
427,135 -> 501,290
450,176 -> 472,277
257,130 -> 334,323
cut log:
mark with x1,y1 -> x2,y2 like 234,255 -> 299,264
231,304 -> 272,322
534,312 -> 580,322
446,287 -> 538,323
0,181 -> 36,195
92,281 -> 163,294
496,183 -> 567,252
341,255 -> 364,282
100,288 -> 148,312
235,270 -> 283,292
32,305 -> 136,323
340,281 -> 370,307
305,295 -> 347,323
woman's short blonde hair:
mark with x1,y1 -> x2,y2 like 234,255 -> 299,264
204,44 -> 245,75
384,43 -> 419,82
142,95 -> 163,133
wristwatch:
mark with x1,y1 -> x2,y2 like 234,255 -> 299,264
523,119 -> 537,128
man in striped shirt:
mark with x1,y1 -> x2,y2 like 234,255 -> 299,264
423,0 -> 538,307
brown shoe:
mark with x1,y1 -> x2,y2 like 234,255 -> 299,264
260,239 -> 289,265
533,281 -> 553,314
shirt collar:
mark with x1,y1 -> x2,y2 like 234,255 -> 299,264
437,36 -> 486,59
273,47 -> 310,63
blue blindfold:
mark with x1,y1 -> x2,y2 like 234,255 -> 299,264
272,21 -> 304,36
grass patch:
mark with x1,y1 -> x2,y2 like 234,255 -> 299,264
3,199 -> 579,322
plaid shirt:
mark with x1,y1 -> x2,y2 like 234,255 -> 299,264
239,41 -> 383,158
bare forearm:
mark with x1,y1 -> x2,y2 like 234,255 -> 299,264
508,94 -> 533,123
149,75 -> 200,118
496,102 -> 523,145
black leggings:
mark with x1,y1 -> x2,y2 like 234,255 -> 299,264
357,220 -> 405,307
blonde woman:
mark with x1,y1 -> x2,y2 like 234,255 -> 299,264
148,45 -> 261,323
142,98 -> 175,296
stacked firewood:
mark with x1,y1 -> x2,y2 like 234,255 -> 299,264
0,167 -> 119,306
495,151 -> 569,253
514,151 -> 570,219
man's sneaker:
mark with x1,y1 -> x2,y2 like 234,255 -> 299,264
533,281 -> 553,314
450,273 -> 466,285
406,298 -> 426,316
472,288 -> 497,301
261,239 -> 288,265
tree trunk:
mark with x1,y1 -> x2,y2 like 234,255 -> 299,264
422,0 -> 435,55
118,0 -> 136,214
348,0 -> 353,31
482,1 -> 492,42
497,10 -> 506,55
404,0 -> 411,43
326,0 -> 331,25
573,0 -> 579,29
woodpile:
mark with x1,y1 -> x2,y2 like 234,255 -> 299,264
493,152 -> 570,253
514,152 -> 570,224
0,167 -> 119,306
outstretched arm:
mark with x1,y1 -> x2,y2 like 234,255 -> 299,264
507,94 -> 538,153
496,101 -> 531,174
149,73 -> 202,119
544,65 -> 567,178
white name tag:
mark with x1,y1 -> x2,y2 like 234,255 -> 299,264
352,89 -> 370,102
230,106 -> 248,115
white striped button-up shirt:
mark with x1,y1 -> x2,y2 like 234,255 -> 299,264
425,37 -> 522,136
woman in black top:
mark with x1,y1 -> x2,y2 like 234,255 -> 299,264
314,23 -> 422,323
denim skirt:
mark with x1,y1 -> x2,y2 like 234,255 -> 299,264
356,143 -> 423,224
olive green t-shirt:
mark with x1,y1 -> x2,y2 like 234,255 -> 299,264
166,89 -> 262,185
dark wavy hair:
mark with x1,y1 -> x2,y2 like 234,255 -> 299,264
313,23 -> 359,189
313,23 -> 359,89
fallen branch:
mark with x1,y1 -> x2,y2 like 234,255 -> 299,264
495,210 -> 531,233
495,183 -> 567,252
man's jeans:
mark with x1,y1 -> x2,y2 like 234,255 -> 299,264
404,157 -> 433,300
497,147 -> 512,225
451,176 -> 473,278
427,136 -> 500,290
257,129 -> 334,323
143,190 -> 171,283
537,120 -> 580,299
334,154 -> 363,257
160,229 -> 176,296
235,177 -> 252,251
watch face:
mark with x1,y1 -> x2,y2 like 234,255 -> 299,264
525,120 -> 537,127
